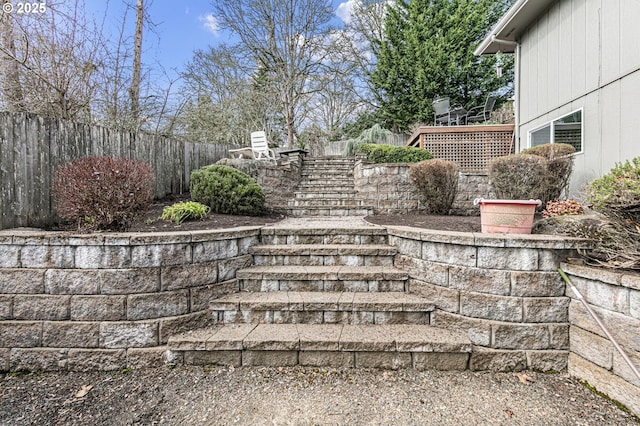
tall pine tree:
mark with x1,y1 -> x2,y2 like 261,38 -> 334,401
371,0 -> 513,131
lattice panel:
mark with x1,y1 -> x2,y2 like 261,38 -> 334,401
421,129 -> 514,173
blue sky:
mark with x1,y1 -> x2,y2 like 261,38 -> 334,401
86,0 -> 356,80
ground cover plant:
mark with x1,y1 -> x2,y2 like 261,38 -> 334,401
161,201 -> 210,224
52,156 -> 155,231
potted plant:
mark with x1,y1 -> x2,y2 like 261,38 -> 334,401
474,198 -> 542,234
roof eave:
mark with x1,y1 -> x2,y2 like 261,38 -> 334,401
475,0 -> 557,56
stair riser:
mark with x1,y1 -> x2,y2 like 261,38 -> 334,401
261,235 -> 387,245
286,208 -> 373,217
240,279 -> 407,292
174,350 -> 469,370
287,199 -> 367,207
296,185 -> 355,192
253,254 -> 394,267
293,192 -> 356,199
213,310 -> 430,325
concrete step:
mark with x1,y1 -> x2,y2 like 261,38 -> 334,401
296,184 -> 355,192
167,323 -> 472,370
260,226 -> 387,245
210,291 -> 434,325
287,198 -> 367,208
237,265 -> 407,292
285,207 -> 374,217
250,244 -> 396,266
293,191 -> 357,199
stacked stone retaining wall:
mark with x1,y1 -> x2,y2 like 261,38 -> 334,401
385,226 -> 591,372
561,263 -> 640,416
0,227 -> 260,372
353,161 -> 494,216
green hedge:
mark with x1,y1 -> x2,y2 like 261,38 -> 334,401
190,165 -> 265,216
356,144 -> 433,164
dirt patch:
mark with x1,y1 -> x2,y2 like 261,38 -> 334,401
366,213 -> 482,233
0,367 -> 636,425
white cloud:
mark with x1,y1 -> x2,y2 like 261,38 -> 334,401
336,0 -> 358,24
199,13 -> 220,34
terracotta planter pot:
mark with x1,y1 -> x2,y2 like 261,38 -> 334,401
474,198 -> 542,234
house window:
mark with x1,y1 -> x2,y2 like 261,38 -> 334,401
529,109 -> 583,153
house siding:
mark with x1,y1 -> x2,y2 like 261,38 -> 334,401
516,0 -> 640,196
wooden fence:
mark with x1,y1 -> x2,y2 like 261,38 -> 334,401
0,112 -> 237,229
323,134 -> 408,156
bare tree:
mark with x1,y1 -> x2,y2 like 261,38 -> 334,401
213,0 -> 334,147
0,0 -> 25,111
129,0 -> 143,126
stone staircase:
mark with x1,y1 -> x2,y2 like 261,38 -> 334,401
285,156 -> 373,217
167,219 -> 472,370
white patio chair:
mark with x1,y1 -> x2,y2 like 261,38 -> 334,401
229,131 -> 276,160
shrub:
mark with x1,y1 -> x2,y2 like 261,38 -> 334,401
343,124 -> 392,156
409,159 -> 459,214
542,199 -> 584,218
52,156 -> 155,231
190,165 -> 265,215
355,144 -> 433,164
488,143 -> 575,206
587,157 -> 640,219
161,201 -> 210,224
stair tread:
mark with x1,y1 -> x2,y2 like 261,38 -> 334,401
236,265 -> 407,280
211,291 -> 434,311
250,244 -> 397,255
168,323 -> 472,353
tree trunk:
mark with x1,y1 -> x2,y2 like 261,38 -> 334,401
0,3 -> 25,111
129,0 -> 143,127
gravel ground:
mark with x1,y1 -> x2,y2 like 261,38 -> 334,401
1,366 -> 638,425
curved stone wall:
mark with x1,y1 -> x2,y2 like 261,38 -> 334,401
385,225 -> 592,372
353,162 -> 494,216
0,227 -> 260,372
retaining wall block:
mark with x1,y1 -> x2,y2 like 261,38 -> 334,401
127,290 -> 189,321
422,241 -> 476,268
0,245 -> 20,268
10,348 -> 67,371
70,295 -> 127,321
192,239 -> 239,263
492,323 -> 550,350
100,321 -> 159,349
126,346 -> 167,369
67,348 -> 126,372
569,275 -> 630,315
510,271 -> 565,297
75,246 -> 131,269
448,265 -> 510,295
569,326 -> 613,370
13,295 -> 70,320
131,243 -> 192,267
522,297 -> 569,323
0,321 -> 42,347
99,268 -> 160,295
0,269 -> 45,294
161,261 -> 218,291
460,292 -> 523,322
526,350 -> 568,371
469,347 -> 527,371
43,321 -> 100,348
431,310 -> 491,346
44,269 -> 100,294
0,295 -> 11,319
21,245 -> 75,268
476,247 -> 538,271
407,279 -> 459,313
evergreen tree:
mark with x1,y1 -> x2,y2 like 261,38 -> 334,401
371,0 -> 514,131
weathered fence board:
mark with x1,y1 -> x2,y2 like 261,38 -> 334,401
323,134 -> 408,156
0,112 -> 238,229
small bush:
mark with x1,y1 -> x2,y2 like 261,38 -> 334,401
161,201 -> 210,224
356,144 -> 433,164
343,124 -> 392,156
190,165 -> 265,216
587,157 -> 640,219
542,199 -> 584,218
52,156 -> 155,231
409,159 -> 459,214
488,143 -> 575,206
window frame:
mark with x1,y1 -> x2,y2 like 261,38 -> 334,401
527,108 -> 584,154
